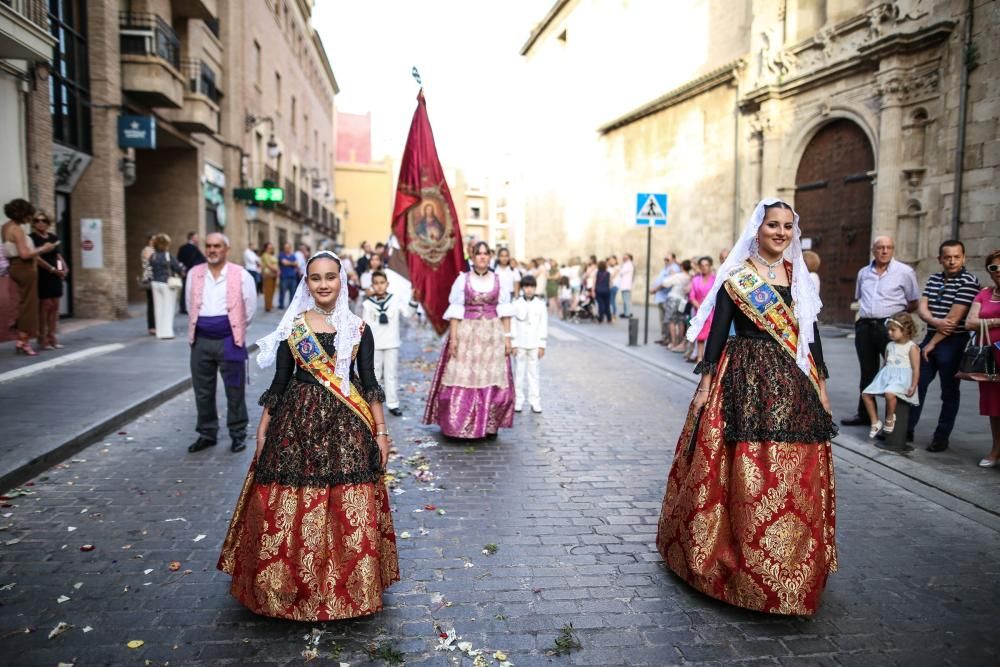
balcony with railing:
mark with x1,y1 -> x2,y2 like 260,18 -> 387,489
160,57 -> 220,133
119,11 -> 185,108
0,0 -> 55,61
171,0 -> 218,22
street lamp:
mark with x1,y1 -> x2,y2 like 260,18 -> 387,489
245,113 -> 281,160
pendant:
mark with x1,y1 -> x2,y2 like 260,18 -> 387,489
768,269 -> 776,280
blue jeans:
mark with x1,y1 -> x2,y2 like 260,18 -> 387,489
620,289 -> 632,318
279,275 -> 298,309
907,332 -> 969,441
609,286 -> 619,316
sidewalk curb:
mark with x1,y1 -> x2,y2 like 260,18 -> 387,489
555,320 -> 1000,532
0,376 -> 193,493
0,343 -> 259,494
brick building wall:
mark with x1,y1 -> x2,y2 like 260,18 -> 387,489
125,148 -> 201,302
25,63 -> 54,216
71,0 -> 127,320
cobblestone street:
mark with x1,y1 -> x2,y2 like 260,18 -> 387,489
1,322 -> 999,666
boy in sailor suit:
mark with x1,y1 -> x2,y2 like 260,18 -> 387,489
362,270 -> 417,416
511,274 -> 548,413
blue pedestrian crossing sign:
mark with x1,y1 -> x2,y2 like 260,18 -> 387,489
636,193 -> 668,226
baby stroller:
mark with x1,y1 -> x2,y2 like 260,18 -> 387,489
569,291 -> 596,323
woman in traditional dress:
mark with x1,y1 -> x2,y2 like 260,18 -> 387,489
424,241 -> 515,439
218,251 -> 399,621
656,198 -> 838,616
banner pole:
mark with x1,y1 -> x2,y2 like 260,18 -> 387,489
643,225 -> 651,345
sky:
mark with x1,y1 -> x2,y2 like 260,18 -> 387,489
313,0 -> 543,179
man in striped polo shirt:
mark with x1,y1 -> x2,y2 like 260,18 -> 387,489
908,240 -> 981,451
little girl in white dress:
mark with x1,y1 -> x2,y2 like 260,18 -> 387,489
862,312 -> 921,438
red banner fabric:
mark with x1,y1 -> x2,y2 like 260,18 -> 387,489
391,91 -> 466,335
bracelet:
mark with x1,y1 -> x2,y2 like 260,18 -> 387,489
376,431 -> 390,437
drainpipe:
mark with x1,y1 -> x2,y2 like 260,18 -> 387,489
733,90 -> 741,244
951,0 -> 975,240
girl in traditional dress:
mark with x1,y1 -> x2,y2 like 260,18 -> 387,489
656,198 -> 838,616
218,251 -> 399,621
424,241 -> 515,439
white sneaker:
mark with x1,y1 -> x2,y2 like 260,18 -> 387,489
514,405 -> 523,413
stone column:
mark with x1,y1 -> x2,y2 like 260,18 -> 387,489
873,67 -> 905,242
26,64 -> 54,214
72,0 -> 127,319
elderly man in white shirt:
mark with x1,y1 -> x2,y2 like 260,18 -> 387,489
185,233 -> 258,454
842,236 -> 920,427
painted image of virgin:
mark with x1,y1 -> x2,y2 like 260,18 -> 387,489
415,202 -> 445,242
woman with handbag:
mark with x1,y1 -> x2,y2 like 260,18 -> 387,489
965,249 -> 1000,468
149,233 -> 185,339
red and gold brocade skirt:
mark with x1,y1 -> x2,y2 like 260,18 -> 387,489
656,346 -> 838,616
217,468 -> 400,621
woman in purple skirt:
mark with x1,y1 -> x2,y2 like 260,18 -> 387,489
423,241 -> 515,439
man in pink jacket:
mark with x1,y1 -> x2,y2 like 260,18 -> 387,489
185,233 -> 257,453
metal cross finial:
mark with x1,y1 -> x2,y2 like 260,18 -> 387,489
411,67 -> 422,86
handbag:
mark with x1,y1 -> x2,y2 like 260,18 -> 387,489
165,252 -> 183,290
956,320 -> 998,382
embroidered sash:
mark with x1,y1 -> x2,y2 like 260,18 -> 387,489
287,316 -> 377,434
724,264 -> 822,394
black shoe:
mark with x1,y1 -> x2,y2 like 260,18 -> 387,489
230,440 -> 246,453
388,407 -> 403,417
531,407 -> 542,414
188,437 -> 216,453
927,439 -> 949,452
514,406 -> 523,413
841,415 -> 871,426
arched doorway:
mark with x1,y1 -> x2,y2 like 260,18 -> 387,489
794,119 -> 874,324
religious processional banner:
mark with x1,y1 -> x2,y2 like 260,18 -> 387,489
391,91 -> 466,335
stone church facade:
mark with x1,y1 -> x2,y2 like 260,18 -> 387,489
518,0 -> 998,323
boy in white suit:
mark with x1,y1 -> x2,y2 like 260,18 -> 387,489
512,274 -> 548,413
362,271 -> 417,416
